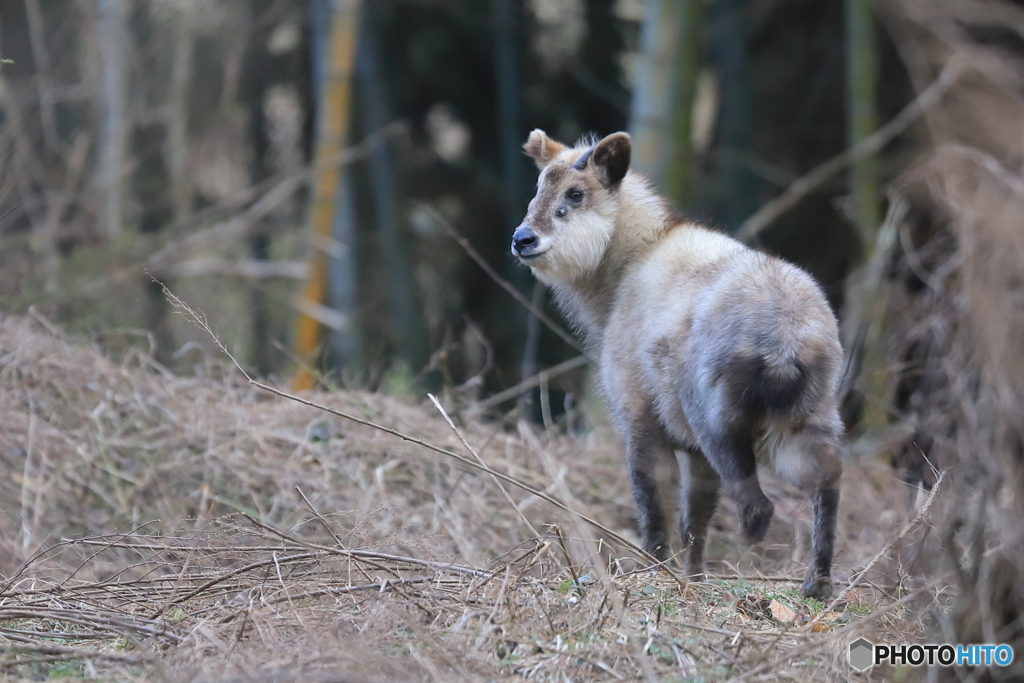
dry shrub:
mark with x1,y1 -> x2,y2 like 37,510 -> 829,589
871,2 -> 1024,680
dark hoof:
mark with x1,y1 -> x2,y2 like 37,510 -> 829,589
739,497 -> 774,544
684,567 -> 707,582
642,536 -> 669,564
802,575 -> 833,600
683,554 -> 706,581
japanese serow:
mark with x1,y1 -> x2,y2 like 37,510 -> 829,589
512,130 -> 844,598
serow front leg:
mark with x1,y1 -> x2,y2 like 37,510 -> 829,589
628,462 -> 669,561
679,451 -> 721,579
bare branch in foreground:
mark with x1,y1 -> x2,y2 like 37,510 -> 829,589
157,282 -> 658,566
428,393 -> 540,538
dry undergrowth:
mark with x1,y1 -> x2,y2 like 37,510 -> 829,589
0,312 -> 948,682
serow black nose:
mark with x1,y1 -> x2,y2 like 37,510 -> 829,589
512,226 -> 538,252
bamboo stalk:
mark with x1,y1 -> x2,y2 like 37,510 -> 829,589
293,0 -> 361,391
97,0 -> 127,238
845,0 -> 880,245
664,0 -> 704,206
629,0 -> 679,185
166,2 -> 195,230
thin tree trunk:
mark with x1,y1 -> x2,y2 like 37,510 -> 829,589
628,0 -> 704,205
665,0 -> 704,207
357,3 -> 427,373
311,0 -> 361,374
845,0 -> 879,244
97,0 -> 126,238
328,174 -> 360,372
629,0 -> 680,185
713,0 -> 755,230
24,0 -> 56,150
166,1 -> 195,230
293,0 -> 360,391
240,1 -> 273,378
493,0 -> 524,217
493,0 -> 538,413
844,0 -> 885,431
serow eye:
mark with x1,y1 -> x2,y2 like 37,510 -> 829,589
566,188 -> 584,203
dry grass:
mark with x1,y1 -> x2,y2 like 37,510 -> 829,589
0,310 -> 951,682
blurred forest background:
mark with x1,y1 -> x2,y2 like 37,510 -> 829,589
3,0 -> 1024,676
0,0 -> 900,407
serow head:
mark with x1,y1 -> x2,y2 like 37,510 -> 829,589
511,130 -> 632,284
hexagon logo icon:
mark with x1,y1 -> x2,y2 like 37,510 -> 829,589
849,638 -> 874,671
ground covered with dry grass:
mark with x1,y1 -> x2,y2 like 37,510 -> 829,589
0,312 -> 950,682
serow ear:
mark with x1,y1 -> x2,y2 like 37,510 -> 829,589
523,129 -> 568,170
590,132 -> 631,187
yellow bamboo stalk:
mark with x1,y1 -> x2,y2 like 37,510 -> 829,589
292,0 -> 360,391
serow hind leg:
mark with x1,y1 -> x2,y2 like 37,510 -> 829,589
695,427 -> 775,545
775,429 -> 842,600
626,429 -> 676,562
803,484 -> 840,600
679,451 -> 720,580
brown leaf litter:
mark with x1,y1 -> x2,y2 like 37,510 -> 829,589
0,312 -> 952,681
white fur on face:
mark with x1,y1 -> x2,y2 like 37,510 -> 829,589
522,171 -> 616,285
530,211 -> 614,284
